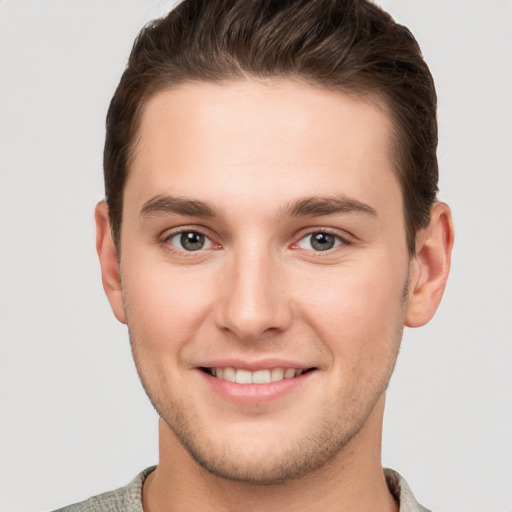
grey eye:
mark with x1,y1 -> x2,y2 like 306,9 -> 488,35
311,233 -> 336,251
297,232 -> 342,251
181,232 -> 204,251
169,231 -> 211,251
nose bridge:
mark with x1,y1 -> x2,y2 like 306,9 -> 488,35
215,241 -> 291,340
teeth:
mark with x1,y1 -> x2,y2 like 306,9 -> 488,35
284,368 -> 296,379
210,367 -> 306,384
253,369 -> 271,384
235,369 -> 252,384
223,367 -> 236,382
271,368 -> 284,382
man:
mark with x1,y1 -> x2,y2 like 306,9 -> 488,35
58,0 -> 453,510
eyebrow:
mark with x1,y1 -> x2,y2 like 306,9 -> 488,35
281,195 -> 377,219
140,193 -> 377,220
140,195 -> 222,218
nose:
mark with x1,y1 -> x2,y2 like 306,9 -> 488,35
214,247 -> 292,341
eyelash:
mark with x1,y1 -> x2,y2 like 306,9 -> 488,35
162,227 -> 218,254
293,229 -> 349,253
161,227 -> 349,255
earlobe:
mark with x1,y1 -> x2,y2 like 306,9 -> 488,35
405,202 -> 454,328
95,201 -> 127,324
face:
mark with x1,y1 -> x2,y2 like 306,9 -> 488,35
116,80 -> 412,483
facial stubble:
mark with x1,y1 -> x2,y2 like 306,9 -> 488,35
125,275 -> 409,485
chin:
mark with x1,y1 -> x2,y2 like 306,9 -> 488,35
174,432 -> 336,485
159,406 -> 366,485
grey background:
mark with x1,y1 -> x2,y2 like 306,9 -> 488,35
0,1 -> 511,511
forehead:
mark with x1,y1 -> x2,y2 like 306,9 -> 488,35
127,79 -> 400,217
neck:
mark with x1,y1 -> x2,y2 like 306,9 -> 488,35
143,396 -> 397,512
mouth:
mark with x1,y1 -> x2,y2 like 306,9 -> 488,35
200,367 -> 316,384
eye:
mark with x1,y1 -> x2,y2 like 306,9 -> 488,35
296,232 -> 343,252
167,231 -> 213,251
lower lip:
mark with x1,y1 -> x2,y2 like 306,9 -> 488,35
198,370 -> 315,406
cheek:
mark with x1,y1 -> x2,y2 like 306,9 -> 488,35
298,262 -> 405,320
121,258 -> 216,351
292,258 -> 407,359
121,260 -> 220,404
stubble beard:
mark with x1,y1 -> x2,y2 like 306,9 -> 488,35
125,276 -> 408,485
129,332 -> 403,486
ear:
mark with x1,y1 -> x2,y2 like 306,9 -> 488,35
95,201 -> 127,324
405,202 -> 454,327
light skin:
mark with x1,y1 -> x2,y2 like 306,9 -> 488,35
96,79 -> 453,511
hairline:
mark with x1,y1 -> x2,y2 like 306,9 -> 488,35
113,75 -> 413,255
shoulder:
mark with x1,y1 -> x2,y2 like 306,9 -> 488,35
52,467 -> 156,512
384,468 -> 432,512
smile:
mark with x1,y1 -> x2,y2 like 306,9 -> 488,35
201,367 -> 314,384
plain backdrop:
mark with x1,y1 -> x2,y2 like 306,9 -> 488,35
0,1 -> 511,511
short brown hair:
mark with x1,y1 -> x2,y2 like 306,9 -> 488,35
104,0 -> 438,254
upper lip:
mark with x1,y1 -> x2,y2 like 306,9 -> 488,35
196,358 -> 315,371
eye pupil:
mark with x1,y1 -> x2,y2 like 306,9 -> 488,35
311,232 -> 335,251
180,232 -> 205,251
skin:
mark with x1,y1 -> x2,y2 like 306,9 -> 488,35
96,79 -> 453,511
